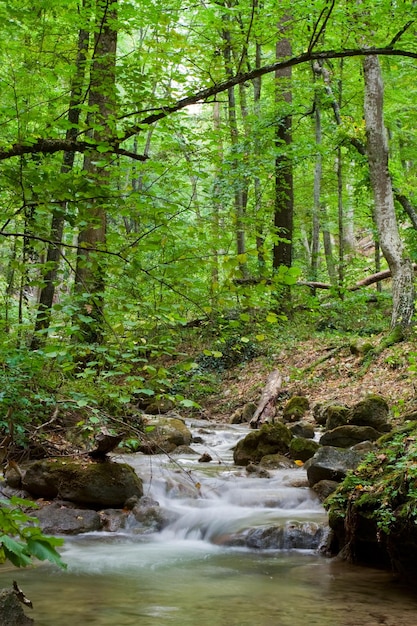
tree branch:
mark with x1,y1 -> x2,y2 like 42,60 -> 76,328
1,45 -> 417,161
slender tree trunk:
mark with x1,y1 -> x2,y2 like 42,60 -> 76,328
211,100 -> 223,298
221,23 -> 247,276
363,55 -> 414,332
273,20 -> 293,272
310,76 -> 321,286
253,42 -> 265,274
31,23 -> 90,349
74,0 -> 118,343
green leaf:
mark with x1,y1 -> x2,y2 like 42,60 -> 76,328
26,538 -> 66,569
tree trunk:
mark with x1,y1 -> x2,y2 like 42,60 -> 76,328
74,0 -> 118,343
273,21 -> 293,273
221,21 -> 248,277
31,23 -> 90,349
363,55 -> 414,332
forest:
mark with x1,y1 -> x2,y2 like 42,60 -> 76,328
2,0 -> 417,607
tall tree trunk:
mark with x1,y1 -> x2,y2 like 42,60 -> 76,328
221,23 -> 248,277
253,41 -> 266,275
310,69 -> 321,287
74,0 -> 118,343
31,22 -> 90,349
363,55 -> 414,333
273,20 -> 293,273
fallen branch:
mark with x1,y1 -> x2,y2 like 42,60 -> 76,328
250,370 -> 283,429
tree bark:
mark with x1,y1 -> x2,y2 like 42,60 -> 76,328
74,0 -> 118,343
363,55 -> 414,332
273,20 -> 293,273
31,21 -> 90,349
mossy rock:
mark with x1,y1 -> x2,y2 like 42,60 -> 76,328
348,395 -> 391,432
289,437 -> 320,462
288,421 -> 315,439
137,416 -> 192,454
260,453 -> 296,469
22,458 -> 143,508
282,396 -> 310,423
233,423 -> 293,466
319,425 -> 381,448
324,405 -> 350,431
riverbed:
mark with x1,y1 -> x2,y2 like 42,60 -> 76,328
0,421 -> 416,625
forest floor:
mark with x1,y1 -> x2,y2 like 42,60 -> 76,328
201,332 -> 417,424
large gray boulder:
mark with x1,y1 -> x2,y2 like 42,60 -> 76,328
233,423 -> 293,466
22,459 -> 143,508
306,446 -> 365,487
34,502 -> 102,534
319,425 -> 381,448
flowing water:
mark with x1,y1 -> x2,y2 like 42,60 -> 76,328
1,421 -> 416,626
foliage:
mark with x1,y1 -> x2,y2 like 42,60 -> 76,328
325,423 -> 417,535
0,497 -> 65,568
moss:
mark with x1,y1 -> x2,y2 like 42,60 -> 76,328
283,396 -> 310,421
325,423 -> 417,574
289,437 -> 320,462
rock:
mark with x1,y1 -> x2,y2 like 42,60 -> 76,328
260,454 -> 296,469
348,395 -> 391,432
305,446 -> 365,487
137,415 -> 192,453
288,420 -> 315,439
129,496 -> 167,532
282,396 -> 310,423
228,521 -> 328,551
313,402 -> 328,426
34,502 -> 102,534
312,479 -> 339,501
233,423 -> 293,466
198,452 -> 213,462
289,437 -> 320,462
171,445 -> 197,455
0,588 -> 34,625
22,458 -> 143,508
230,402 -> 256,424
142,398 -> 175,414
319,425 -> 381,448
324,405 -> 350,430
245,462 -> 270,478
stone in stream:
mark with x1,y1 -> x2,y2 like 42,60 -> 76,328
233,422 -> 293,466
305,446 -> 365,487
22,458 -> 143,508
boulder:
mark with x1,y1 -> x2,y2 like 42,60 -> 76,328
306,446 -> 365,487
348,395 -> 391,432
230,402 -> 256,424
288,421 -> 315,439
289,437 -> 320,462
282,396 -> 310,423
0,588 -> 34,626
233,423 -> 293,466
228,521 -> 327,551
319,425 -> 381,448
137,415 -> 192,453
260,454 -> 296,469
312,479 -> 339,501
34,502 -> 102,534
22,458 -> 143,508
324,405 -> 350,430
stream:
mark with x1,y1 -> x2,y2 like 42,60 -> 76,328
1,420 -> 417,625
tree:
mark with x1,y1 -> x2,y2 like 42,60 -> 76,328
363,54 -> 415,333
73,0 -> 118,343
